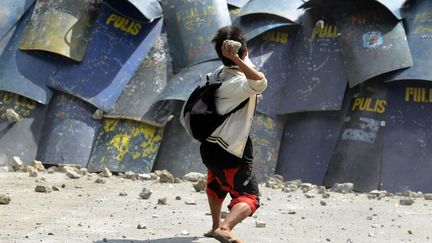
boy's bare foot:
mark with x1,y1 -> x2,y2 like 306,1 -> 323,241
214,228 -> 243,243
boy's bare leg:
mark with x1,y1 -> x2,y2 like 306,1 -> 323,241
214,202 -> 251,241
207,193 -> 223,235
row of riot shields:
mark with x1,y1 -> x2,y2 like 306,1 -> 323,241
1,0 -> 432,193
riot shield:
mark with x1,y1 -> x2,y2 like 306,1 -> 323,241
238,0 -> 304,24
159,0 -> 231,73
104,0 -> 163,21
337,7 -> 412,87
19,0 -> 98,62
234,14 -> 294,41
381,81 -> 432,193
87,118 -> 164,173
0,5 -> 59,105
278,11 -> 348,115
248,26 -> 297,118
385,1 -> 432,82
36,92 -> 102,167
227,0 -> 249,8
0,0 -> 34,41
0,91 -> 46,165
105,35 -> 175,127
323,80 -> 387,192
48,3 -> 163,111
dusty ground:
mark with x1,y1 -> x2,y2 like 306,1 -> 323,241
1,170 -> 432,243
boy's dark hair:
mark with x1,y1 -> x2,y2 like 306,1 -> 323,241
211,26 -> 247,67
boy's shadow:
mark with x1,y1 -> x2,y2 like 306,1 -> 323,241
95,237 -> 213,243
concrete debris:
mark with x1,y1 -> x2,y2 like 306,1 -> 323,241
35,185 -> 53,193
31,160 -> 46,171
64,167 -> 81,179
157,170 -> 175,183
137,224 -> 146,229
255,220 -> 266,228
0,194 -> 11,205
157,197 -> 167,205
100,167 -> 112,178
193,177 -> 206,192
6,109 -> 21,122
139,188 -> 152,199
9,156 -> 24,170
28,167 -> 38,177
95,178 -> 107,184
183,172 -> 205,182
92,109 -> 104,120
333,183 -> 354,193
424,194 -> 432,200
0,165 -> 14,173
400,198 -> 415,206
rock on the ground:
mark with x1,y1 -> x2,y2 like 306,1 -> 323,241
78,168 -> 88,176
100,167 -> 112,178
266,175 -> 284,189
0,194 -> 11,205
9,156 -> 24,170
400,198 -> 415,206
35,185 -> 53,193
125,171 -> 138,180
138,173 -> 151,180
333,183 -> 354,193
157,197 -> 167,205
139,188 -> 152,199
193,177 -> 206,192
28,167 -> 38,177
255,220 -> 266,228
183,172 -> 205,182
0,165 -> 14,173
157,170 -> 175,183
424,194 -> 432,200
31,160 -> 46,171
95,178 -> 107,184
64,167 -> 81,179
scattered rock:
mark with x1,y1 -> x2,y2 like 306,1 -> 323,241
333,183 -> 354,193
119,192 -> 128,196
300,183 -> 315,193
176,196 -> 181,200
100,167 -> 112,178
58,164 -> 81,171
137,224 -> 146,229
174,177 -> 182,183
193,177 -> 206,192
183,172 -> 205,182
95,178 -> 107,184
31,160 -> 46,171
400,198 -> 415,206
0,165 -> 14,173
185,200 -> 197,205
35,185 -> 53,193
0,194 -> 11,205
282,185 -> 297,193
47,166 -> 57,174
158,197 -> 167,205
317,186 -> 326,194
158,170 -> 175,183
181,230 -> 190,236
138,173 -> 152,180
320,200 -> 327,206
288,210 -> 296,215
28,167 -> 38,177
9,156 -> 24,170
305,193 -> 315,199
139,188 -> 152,199
322,192 -> 330,199
6,109 -> 21,122
52,186 -> 61,191
125,171 -> 138,180
424,194 -> 432,200
78,168 -> 88,176
64,167 -> 81,179
266,175 -> 284,189
255,220 -> 266,228
404,190 -> 416,198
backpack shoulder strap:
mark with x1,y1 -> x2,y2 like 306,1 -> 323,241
223,98 -> 249,118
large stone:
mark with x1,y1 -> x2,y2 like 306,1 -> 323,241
31,160 -> 46,171
64,167 -> 81,179
0,194 -> 11,204
158,170 -> 175,183
139,188 -> 152,199
183,172 -> 205,182
333,183 -> 354,193
193,177 -> 207,192
35,185 -> 53,193
9,156 -> 24,170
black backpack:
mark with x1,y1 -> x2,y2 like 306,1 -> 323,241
180,81 -> 248,142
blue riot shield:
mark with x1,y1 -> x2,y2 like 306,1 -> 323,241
385,1 -> 432,82
238,0 -> 304,24
105,36 -> 175,127
323,81 -> 387,192
104,0 -> 163,21
19,0 -> 98,61
36,93 -> 102,167
0,91 -> 46,165
248,26 -> 297,118
87,118 -> 164,173
159,0 -> 231,73
234,14 -> 294,41
337,7 -> 412,87
0,0 -> 34,41
278,11 -> 348,114
0,5 -> 59,105
48,3 -> 163,111
381,81 -> 432,193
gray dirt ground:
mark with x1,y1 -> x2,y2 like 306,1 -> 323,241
1,171 -> 432,243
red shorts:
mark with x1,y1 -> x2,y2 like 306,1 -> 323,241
206,167 -> 260,215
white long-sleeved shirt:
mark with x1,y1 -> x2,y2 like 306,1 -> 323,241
206,65 -> 267,158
